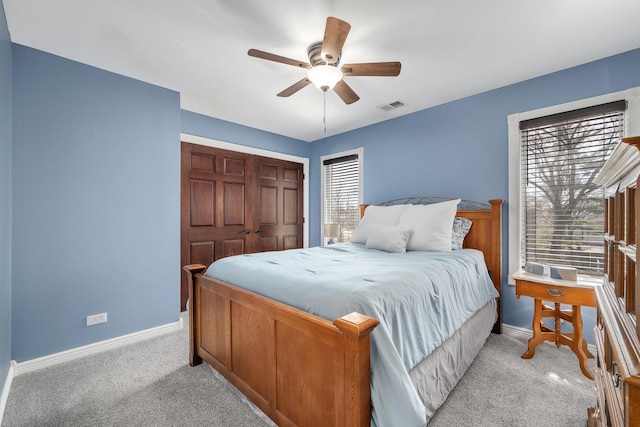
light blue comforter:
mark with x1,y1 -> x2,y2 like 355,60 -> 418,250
206,243 -> 499,427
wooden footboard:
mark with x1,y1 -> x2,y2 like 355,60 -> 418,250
184,264 -> 379,427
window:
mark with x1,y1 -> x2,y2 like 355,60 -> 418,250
520,101 -> 625,275
321,148 -> 363,245
508,87 -> 640,280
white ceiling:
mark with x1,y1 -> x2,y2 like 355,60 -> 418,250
4,0 -> 640,142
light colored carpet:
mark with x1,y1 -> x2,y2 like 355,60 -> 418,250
429,332 -> 595,427
2,315 -> 268,427
2,316 -> 595,426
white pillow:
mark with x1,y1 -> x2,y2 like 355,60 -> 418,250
400,199 -> 461,251
350,205 -> 407,244
365,225 -> 412,253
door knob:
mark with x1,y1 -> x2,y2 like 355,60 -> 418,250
242,229 -> 251,234
255,229 -> 263,233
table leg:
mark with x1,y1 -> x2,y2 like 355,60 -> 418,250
583,339 -> 594,359
569,305 -> 594,380
554,303 -> 561,348
522,298 -> 544,359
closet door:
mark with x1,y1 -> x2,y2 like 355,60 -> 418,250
180,142 -> 304,310
252,155 -> 304,253
181,143 -> 251,310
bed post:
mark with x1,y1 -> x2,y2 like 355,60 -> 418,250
183,264 -> 207,367
488,199 -> 503,334
333,312 -> 380,427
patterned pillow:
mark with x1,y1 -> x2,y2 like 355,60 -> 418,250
451,217 -> 472,250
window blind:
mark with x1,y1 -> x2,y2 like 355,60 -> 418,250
520,100 -> 626,275
323,154 -> 360,243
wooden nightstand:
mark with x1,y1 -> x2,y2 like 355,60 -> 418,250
511,270 -> 601,379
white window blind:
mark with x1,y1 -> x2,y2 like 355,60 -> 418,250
323,153 -> 360,244
519,100 -> 626,275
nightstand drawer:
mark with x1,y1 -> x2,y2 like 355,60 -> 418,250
516,280 -> 596,306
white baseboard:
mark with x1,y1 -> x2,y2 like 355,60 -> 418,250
0,361 -> 16,426
502,323 -> 596,354
13,317 -> 183,377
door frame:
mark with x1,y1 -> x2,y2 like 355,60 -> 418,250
181,133 -> 309,248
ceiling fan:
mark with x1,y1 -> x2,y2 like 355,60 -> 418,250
248,17 -> 401,105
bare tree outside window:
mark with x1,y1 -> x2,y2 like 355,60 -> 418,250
521,102 -> 625,275
326,186 -> 359,242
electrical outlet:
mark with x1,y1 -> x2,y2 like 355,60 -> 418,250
86,312 -> 108,326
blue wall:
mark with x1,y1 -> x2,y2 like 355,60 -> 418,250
309,48 -> 640,343
0,1 -> 12,391
10,45 -> 181,361
6,46 -> 310,364
181,110 -> 309,158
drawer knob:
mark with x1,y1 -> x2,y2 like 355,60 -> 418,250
546,288 -> 564,297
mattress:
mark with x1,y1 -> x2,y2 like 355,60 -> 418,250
206,243 -> 499,427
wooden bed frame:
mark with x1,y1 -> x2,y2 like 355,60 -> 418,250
183,198 -> 503,427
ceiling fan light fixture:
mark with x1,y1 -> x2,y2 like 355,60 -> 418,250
248,17 -> 399,104
307,65 -> 343,91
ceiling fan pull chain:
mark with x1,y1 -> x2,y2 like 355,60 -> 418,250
323,90 -> 327,133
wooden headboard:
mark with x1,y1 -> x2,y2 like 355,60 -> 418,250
359,198 -> 503,327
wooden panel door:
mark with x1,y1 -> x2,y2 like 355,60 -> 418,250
181,143 -> 252,310
181,142 -> 304,310
252,155 -> 304,253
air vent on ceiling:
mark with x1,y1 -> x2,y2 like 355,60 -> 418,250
377,100 -> 405,112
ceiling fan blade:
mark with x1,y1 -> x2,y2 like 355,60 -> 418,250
333,80 -> 360,104
248,49 -> 311,69
321,17 -> 351,65
277,78 -> 312,97
341,62 -> 401,77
